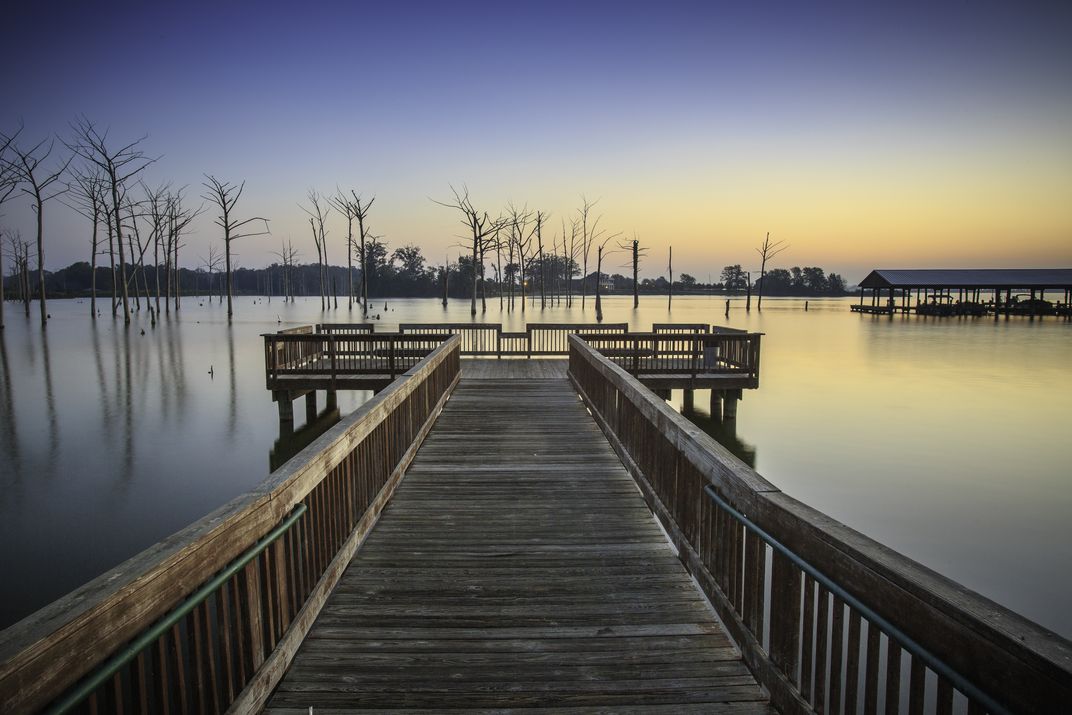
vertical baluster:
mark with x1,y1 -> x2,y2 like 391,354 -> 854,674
200,601 -> 221,715
884,637 -> 900,715
243,560 -> 266,672
190,608 -> 207,713
156,633 -> 172,715
907,655 -> 926,715
829,596 -> 845,715
217,583 -> 235,701
845,610 -> 862,714
743,529 -> 761,637
801,574 -> 815,702
169,623 -> 187,714
935,680 -> 954,715
770,551 -> 801,684
814,586 -> 829,712
134,650 -> 150,714
864,622 -> 881,715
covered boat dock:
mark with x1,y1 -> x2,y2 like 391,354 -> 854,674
852,268 -> 1072,317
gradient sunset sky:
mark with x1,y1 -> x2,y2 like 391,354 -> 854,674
3,1 -> 1070,282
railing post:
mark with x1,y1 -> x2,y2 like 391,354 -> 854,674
389,336 -> 397,379
328,336 -> 337,388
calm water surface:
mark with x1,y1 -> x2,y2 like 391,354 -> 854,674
1,295 -> 1069,637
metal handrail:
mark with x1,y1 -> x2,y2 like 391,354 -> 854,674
702,485 -> 1011,715
45,504 -> 309,715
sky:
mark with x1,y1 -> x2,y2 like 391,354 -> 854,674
2,0 -> 1070,283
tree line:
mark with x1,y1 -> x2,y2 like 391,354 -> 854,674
1,119 -> 848,331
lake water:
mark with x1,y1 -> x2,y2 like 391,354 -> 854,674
1,295 -> 1070,639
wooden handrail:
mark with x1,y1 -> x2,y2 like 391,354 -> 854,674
567,334 -> 1072,714
0,337 -> 462,714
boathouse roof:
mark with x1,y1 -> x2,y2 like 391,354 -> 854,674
858,268 -> 1072,289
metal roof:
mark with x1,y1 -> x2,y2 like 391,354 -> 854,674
858,269 -> 1072,289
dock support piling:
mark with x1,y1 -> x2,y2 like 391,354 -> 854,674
305,392 -> 317,423
326,390 -> 337,410
682,389 -> 694,412
275,391 -> 294,426
723,389 -> 740,420
710,390 -> 723,420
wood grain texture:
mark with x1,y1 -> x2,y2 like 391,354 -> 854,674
266,372 -> 772,712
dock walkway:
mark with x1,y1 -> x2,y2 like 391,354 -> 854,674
265,362 -> 770,712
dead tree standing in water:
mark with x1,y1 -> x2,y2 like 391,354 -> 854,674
300,190 -> 331,310
68,119 -> 156,324
594,231 -> 621,322
433,186 -> 508,317
329,190 -> 358,309
667,246 -> 673,310
754,231 -> 788,311
6,134 -> 71,325
66,168 -> 108,317
1,132 -> 23,329
619,232 -> 648,309
203,175 -> 270,319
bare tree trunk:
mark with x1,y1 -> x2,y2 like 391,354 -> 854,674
595,245 -> 604,321
107,211 -> 117,315
90,213 -> 99,318
667,246 -> 672,311
174,240 -> 181,312
0,242 -> 4,330
34,191 -> 46,325
479,242 -> 487,313
632,240 -> 639,309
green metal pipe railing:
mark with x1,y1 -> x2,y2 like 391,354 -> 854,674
703,485 -> 1010,715
45,503 -> 308,715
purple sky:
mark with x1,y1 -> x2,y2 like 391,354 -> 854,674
2,1 -> 1070,281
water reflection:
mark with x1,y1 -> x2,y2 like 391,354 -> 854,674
0,296 -> 1069,639
680,397 -> 758,468
270,404 -> 341,472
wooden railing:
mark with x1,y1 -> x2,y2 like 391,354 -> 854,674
567,335 -> 1071,714
525,323 -> 629,356
315,323 -> 376,335
0,337 -> 462,714
399,323 -> 501,356
267,323 -> 762,365
578,332 -> 761,385
265,333 -> 451,385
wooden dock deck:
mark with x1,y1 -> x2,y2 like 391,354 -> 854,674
264,366 -> 771,712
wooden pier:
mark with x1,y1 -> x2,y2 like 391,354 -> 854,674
266,369 -> 769,711
2,335 -> 1071,714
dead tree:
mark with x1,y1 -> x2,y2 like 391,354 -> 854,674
343,192 -> 375,317
618,233 -> 648,309
68,118 -> 156,324
272,239 -> 300,302
535,210 -> 548,309
667,246 -> 673,310
329,190 -> 358,309
66,168 -> 108,317
506,205 -> 534,312
5,134 -> 71,325
203,175 -> 270,318
200,246 -> 223,302
0,131 -> 23,329
577,196 -> 603,309
594,232 -> 622,322
4,230 -> 31,316
432,186 -> 508,317
300,190 -> 331,310
754,232 -> 788,310
159,188 -> 199,312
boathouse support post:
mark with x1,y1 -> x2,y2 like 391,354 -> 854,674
326,390 -> 337,410
305,392 -> 317,423
682,389 -> 694,412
